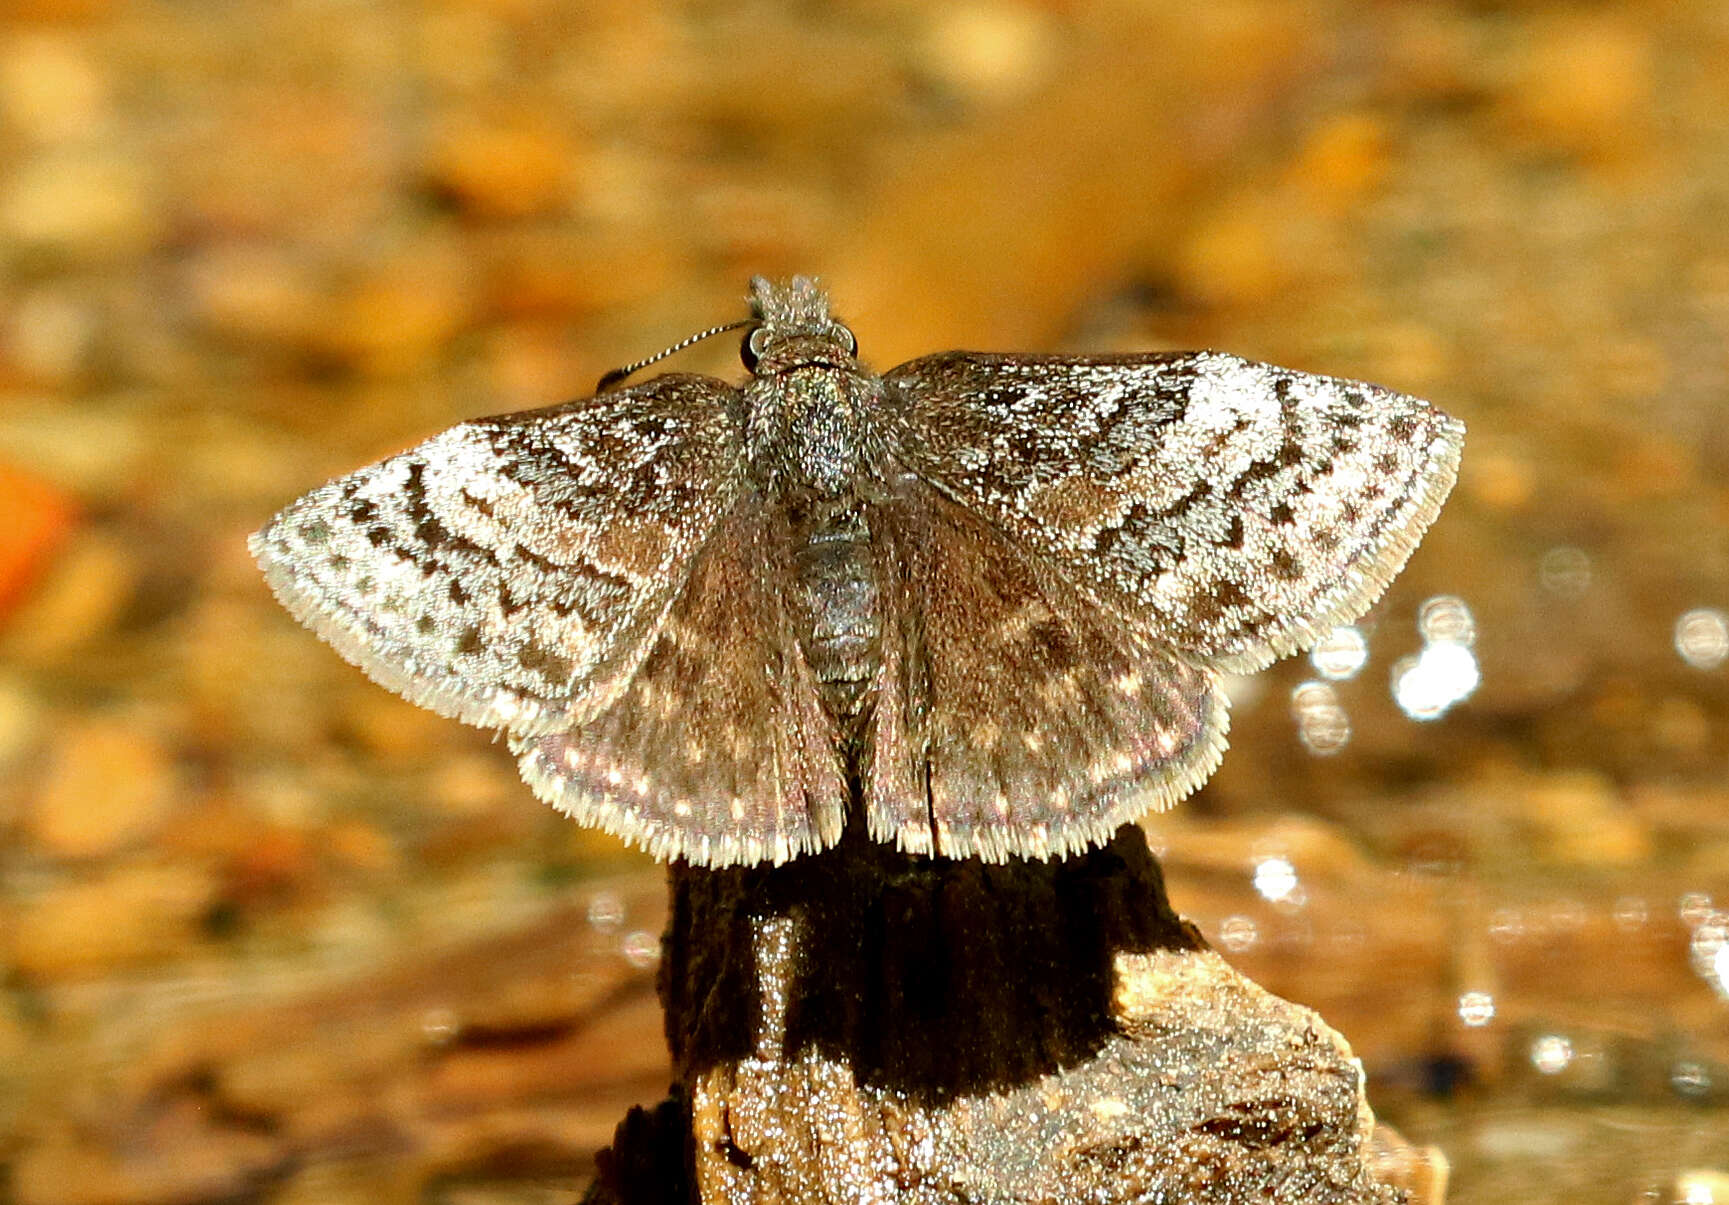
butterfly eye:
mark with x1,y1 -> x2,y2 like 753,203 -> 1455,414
832,323 -> 858,355
742,325 -> 770,369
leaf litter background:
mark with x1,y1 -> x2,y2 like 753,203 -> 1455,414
1,1 -> 1727,1202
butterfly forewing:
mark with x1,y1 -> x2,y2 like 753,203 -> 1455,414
882,351 -> 1465,673
867,476 -> 1227,862
513,492 -> 847,866
250,374 -> 745,737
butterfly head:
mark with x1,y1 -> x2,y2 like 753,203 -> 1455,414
744,276 -> 859,376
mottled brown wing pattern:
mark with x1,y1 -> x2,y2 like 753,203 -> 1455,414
513,493 -> 847,866
866,476 -> 1227,862
883,352 -> 1465,673
255,278 -> 1465,869
250,375 -> 744,737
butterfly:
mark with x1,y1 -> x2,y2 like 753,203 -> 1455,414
252,276 -> 1464,867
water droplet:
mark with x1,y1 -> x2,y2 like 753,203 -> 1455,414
1691,912 -> 1729,988
1218,915 -> 1258,953
620,929 -> 659,969
1291,680 -> 1351,754
1309,625 -> 1369,680
1530,1033 -> 1573,1075
1680,892 -> 1716,927
1458,990 -> 1495,1027
1252,856 -> 1298,904
1675,609 -> 1729,670
1676,1171 -> 1729,1205
1393,642 -> 1479,719
1670,1060 -> 1713,1098
587,889 -> 625,932
421,1007 -> 460,1045
1418,595 -> 1476,646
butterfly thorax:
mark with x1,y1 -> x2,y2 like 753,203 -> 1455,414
744,344 -> 879,488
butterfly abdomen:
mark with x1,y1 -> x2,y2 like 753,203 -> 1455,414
787,499 -> 882,735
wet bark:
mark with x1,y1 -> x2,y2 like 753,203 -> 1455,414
586,823 -> 1442,1204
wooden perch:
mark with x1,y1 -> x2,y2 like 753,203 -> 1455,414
588,823 -> 1444,1204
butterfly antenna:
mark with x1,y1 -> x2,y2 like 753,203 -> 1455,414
596,319 -> 754,392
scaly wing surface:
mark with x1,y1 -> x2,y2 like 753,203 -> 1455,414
883,351 -> 1463,674
866,476 -> 1226,862
250,374 -> 745,736
514,492 -> 847,866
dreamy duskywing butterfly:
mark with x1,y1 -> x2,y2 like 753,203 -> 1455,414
253,277 -> 1463,866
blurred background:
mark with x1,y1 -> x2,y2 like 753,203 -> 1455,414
1,1 -> 1727,1202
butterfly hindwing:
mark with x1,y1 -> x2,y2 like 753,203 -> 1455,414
866,476 -> 1227,862
251,375 -> 744,736
883,351 -> 1464,673
513,492 -> 847,866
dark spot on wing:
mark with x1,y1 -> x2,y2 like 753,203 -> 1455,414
1188,579 -> 1253,628
1024,618 -> 1069,658
518,639 -> 573,683
1216,580 -> 1251,611
461,489 -> 497,518
1235,455 -> 1287,494
402,507 -> 500,571
515,545 -> 558,573
495,455 -> 532,486
1206,414 -> 1253,456
1092,501 -> 1178,574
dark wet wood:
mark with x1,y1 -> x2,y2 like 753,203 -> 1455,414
588,824 -> 1441,1204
